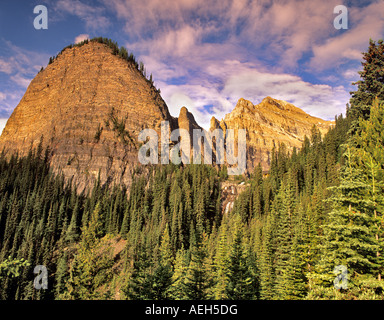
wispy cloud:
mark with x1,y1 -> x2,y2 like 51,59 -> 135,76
0,89 -> 25,118
0,58 -> 14,74
309,1 -> 384,70
102,0 -> 381,128
2,0 -> 383,128
74,33 -> 90,44
160,61 -> 349,129
10,74 -> 32,88
0,92 -> 6,102
0,41 -> 49,118
56,0 -> 111,30
1,41 -> 49,75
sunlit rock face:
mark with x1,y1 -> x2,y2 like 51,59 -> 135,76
212,97 -> 333,174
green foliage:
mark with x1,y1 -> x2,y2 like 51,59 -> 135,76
349,39 -> 384,119
225,216 -> 258,299
61,203 -> 114,299
0,257 -> 30,279
348,39 -> 384,137
123,241 -> 155,300
213,219 -> 230,299
183,231 -> 214,300
308,100 -> 384,299
0,104 -> 358,300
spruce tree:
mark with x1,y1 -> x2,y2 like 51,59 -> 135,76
152,224 -> 174,299
183,226 -> 214,299
169,247 -> 189,300
63,203 -> 114,300
308,147 -> 382,299
124,240 -> 154,300
225,216 -> 256,300
213,218 -> 229,299
349,39 -> 384,122
353,99 -> 384,283
274,176 -> 296,299
54,251 -> 68,299
259,214 -> 275,299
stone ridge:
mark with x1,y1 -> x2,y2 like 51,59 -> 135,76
0,41 -> 177,192
213,97 -> 334,173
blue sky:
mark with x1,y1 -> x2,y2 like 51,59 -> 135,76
1,0 -> 384,131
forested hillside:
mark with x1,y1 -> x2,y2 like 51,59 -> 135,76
0,40 -> 383,300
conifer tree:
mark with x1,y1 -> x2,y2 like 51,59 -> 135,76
274,176 -> 296,299
169,247 -> 189,300
213,219 -> 229,299
308,147 -> 382,299
152,224 -> 174,299
54,251 -> 68,298
283,233 -> 307,299
349,39 -> 384,122
259,213 -> 275,299
183,226 -> 214,299
225,216 -> 256,300
124,240 -> 154,300
65,199 -> 80,243
353,99 -> 384,282
63,203 -> 114,300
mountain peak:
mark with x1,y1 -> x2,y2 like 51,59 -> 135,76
178,106 -> 201,135
235,98 -> 254,109
210,116 -> 220,131
219,96 -> 333,173
0,39 -> 174,192
262,96 -> 280,103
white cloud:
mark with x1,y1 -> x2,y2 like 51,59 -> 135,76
309,1 -> 384,70
161,83 -> 233,129
1,41 -> 49,75
0,89 -> 24,118
2,0 -> 378,129
238,0 -> 340,69
109,0 -> 362,127
222,69 -> 349,120
10,74 -> 32,88
159,61 -> 349,130
0,59 -> 13,74
343,68 -> 361,81
74,33 -> 90,44
56,0 -> 110,30
113,0 -> 384,76
0,118 -> 8,136
0,41 -> 49,118
139,56 -> 188,82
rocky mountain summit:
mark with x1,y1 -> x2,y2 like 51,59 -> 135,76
211,97 -> 333,173
0,39 -> 333,191
0,40 -> 177,191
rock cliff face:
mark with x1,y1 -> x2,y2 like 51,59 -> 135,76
211,97 -> 333,173
0,40 -> 334,191
178,106 -> 202,148
0,41 -> 177,191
